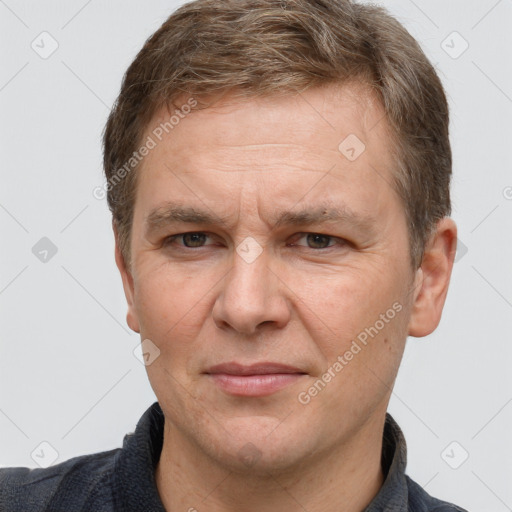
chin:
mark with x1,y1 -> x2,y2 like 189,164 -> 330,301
208,417 -> 312,475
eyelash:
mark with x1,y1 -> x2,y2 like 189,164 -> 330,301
162,232 -> 349,251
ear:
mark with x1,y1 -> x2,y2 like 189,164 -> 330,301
113,220 -> 140,333
407,217 -> 457,337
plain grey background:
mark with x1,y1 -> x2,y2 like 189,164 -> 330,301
1,1 -> 511,510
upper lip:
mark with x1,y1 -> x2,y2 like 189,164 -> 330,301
205,362 -> 305,375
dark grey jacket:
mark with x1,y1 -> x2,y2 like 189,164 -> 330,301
0,402 -> 468,511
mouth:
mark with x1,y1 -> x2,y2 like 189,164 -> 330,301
204,361 -> 307,397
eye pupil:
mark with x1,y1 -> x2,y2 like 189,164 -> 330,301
307,234 -> 330,249
183,233 -> 207,247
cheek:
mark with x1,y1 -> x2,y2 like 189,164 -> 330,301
302,266 -> 403,353
133,263 -> 210,343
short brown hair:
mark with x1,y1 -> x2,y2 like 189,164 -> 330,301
103,0 -> 451,272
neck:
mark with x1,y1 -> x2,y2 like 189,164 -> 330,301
155,413 -> 387,512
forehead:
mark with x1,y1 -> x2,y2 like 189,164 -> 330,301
134,82 -> 401,229
145,82 -> 390,156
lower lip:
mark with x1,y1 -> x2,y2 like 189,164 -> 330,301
207,373 -> 305,397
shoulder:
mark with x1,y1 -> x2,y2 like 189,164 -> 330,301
0,448 -> 120,512
406,475 -> 469,512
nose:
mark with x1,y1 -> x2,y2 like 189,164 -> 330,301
212,245 -> 292,335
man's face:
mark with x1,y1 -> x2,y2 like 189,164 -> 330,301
118,83 -> 422,472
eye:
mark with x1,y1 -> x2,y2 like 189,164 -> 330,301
162,231 -> 348,251
290,233 -> 347,250
163,232 -> 214,248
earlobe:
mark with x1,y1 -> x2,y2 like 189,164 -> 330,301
407,217 -> 457,338
113,221 -> 140,333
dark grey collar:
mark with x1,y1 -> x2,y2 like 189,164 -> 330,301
113,402 -> 166,511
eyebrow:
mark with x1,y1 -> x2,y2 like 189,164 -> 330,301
144,201 -> 377,236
